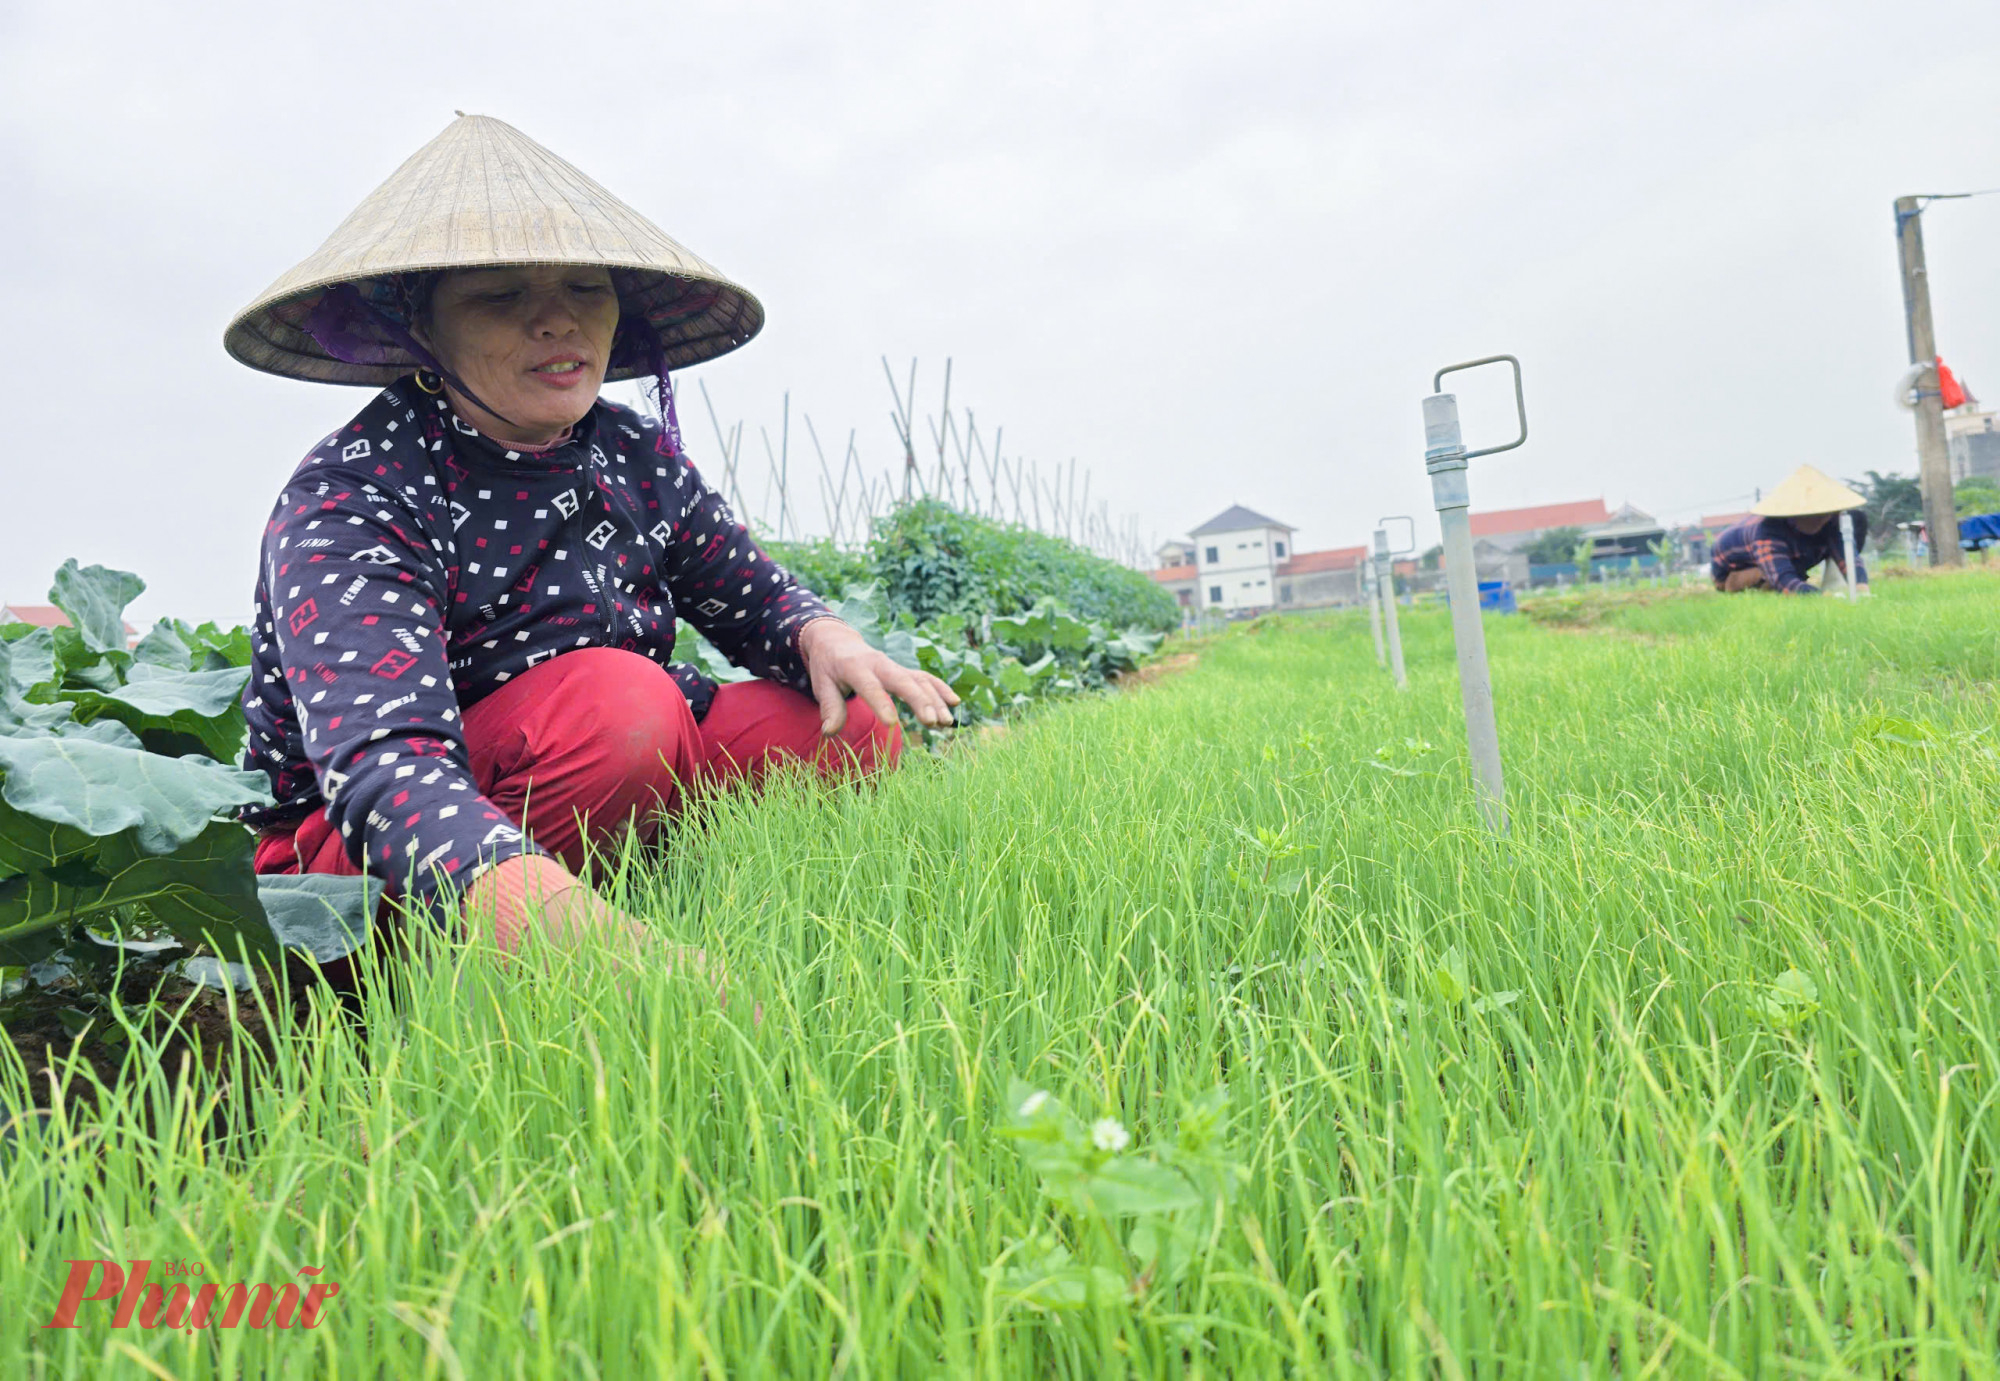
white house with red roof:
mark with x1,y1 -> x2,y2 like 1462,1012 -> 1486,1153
1153,505 -> 1368,615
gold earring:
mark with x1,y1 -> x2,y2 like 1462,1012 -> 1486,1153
414,368 -> 444,395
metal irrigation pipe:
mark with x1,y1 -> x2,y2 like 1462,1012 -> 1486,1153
1365,555 -> 1385,667
1372,533 -> 1403,686
1424,355 -> 1528,834
1373,515 -> 1416,691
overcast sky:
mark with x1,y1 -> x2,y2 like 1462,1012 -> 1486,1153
5,0 -> 1999,623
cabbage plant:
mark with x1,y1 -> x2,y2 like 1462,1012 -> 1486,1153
0,563 -> 376,984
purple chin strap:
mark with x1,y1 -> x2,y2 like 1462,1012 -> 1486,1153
611,314 -> 686,459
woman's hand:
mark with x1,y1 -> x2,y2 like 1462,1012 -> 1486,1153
463,855 -> 736,1011
798,618 -> 960,736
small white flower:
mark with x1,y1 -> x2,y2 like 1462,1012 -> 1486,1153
1018,1090 -> 1051,1118
1091,1118 -> 1131,1153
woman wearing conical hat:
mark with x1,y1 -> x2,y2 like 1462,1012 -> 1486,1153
226,115 -> 958,957
1709,466 -> 1870,595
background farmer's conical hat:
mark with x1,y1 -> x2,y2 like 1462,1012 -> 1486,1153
1752,465 -> 1866,517
225,115 -> 763,384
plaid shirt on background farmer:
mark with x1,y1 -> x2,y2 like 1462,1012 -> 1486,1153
1709,511 -> 1869,594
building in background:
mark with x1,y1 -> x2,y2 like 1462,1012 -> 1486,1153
1185,504 -> 1294,613
1154,494 -> 1676,611
1948,409 -> 2000,483
1152,559 -> 1199,612
1,604 -> 68,628
1468,498 -> 1612,552
1456,497 -> 1670,586
1153,505 -> 1366,616
1585,503 -> 1667,561
1277,546 -> 1368,608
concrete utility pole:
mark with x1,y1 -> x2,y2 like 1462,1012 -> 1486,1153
1894,197 -> 1963,567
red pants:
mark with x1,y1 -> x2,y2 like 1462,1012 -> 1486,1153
254,648 -> 901,883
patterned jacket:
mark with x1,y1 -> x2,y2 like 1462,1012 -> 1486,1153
241,380 -> 832,904
1709,512 -> 1869,594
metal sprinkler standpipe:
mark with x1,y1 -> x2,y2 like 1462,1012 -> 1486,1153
1424,355 -> 1528,834
1364,551 -> 1386,667
1372,515 -> 1417,691
1373,530 -> 1407,689
1839,511 -> 1860,603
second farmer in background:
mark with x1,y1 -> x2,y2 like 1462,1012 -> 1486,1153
1710,466 -> 1869,595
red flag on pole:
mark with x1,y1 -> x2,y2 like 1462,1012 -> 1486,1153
1937,355 -> 1970,410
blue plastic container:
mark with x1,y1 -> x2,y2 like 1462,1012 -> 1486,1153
1477,580 -> 1518,614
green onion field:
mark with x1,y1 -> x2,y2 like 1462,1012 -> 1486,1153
8,570 -> 2000,1377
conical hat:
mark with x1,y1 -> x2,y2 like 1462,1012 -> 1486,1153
1752,465 -> 1866,517
224,114 -> 763,384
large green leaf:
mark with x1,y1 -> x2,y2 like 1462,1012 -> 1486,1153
49,560 -> 144,657
101,663 -> 250,716
991,602 -> 1082,658
680,631 -> 756,685
993,657 -> 1034,698
68,663 -> 252,762
0,907 -> 67,966
50,626 -> 125,691
0,635 -> 72,737
941,653 -> 994,700
882,629 -> 926,672
988,612 -> 1034,650
131,620 -> 195,671
0,821 -> 273,961
831,585 -> 887,650
0,628 -> 59,700
1045,607 -> 1093,653
1102,627 -> 1164,669
172,620 -> 254,671
913,638 -> 959,680
0,719 -> 272,862
0,788 -> 95,874
256,874 -> 385,962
